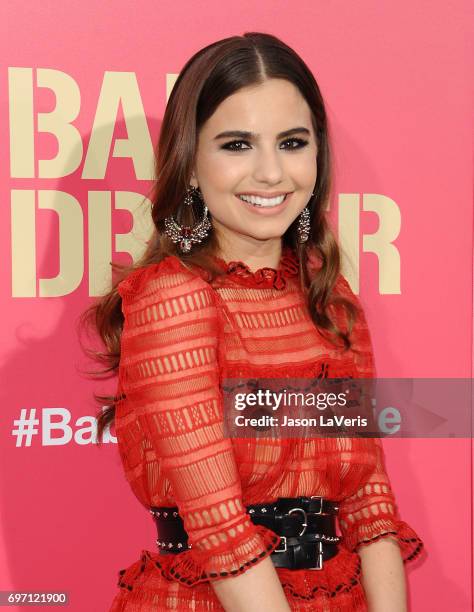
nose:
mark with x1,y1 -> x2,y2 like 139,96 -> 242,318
252,145 -> 284,185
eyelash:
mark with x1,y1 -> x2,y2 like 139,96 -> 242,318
221,137 -> 309,152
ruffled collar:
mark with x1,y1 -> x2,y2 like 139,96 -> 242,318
211,246 -> 299,290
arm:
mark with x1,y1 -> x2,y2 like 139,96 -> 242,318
337,435 -> 423,610
212,556 -> 290,612
117,259 -> 289,612
359,536 -> 407,612
334,273 -> 423,610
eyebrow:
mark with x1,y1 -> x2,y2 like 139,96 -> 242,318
213,127 -> 311,140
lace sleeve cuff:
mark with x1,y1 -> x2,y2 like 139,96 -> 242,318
158,522 -> 281,586
341,516 -> 424,564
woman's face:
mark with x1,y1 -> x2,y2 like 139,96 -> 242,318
190,78 -> 318,257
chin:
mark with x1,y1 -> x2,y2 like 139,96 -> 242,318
245,218 -> 292,233
241,228 -> 289,241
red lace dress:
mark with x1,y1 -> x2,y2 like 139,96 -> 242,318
109,246 -> 423,611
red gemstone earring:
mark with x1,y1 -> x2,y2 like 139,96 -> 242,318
163,185 -> 212,253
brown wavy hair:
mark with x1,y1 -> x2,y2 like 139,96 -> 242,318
79,32 -> 358,446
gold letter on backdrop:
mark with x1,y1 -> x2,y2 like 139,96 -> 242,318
339,194 -> 360,293
88,191 -> 112,296
339,193 -> 401,294
36,69 -> 83,178
362,194 -> 401,294
9,67 -> 82,178
8,68 -> 35,178
11,190 -> 36,296
114,192 -> 153,263
83,72 -> 154,180
88,191 -> 153,296
38,190 -> 84,297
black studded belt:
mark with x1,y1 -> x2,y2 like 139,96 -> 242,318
149,496 -> 341,571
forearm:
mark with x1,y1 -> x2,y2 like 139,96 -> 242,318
359,536 -> 407,612
211,555 -> 291,612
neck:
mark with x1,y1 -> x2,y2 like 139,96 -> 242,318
214,229 -> 284,271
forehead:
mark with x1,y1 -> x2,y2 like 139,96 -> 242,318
201,78 -> 313,135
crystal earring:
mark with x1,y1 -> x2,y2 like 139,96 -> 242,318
297,206 -> 310,243
297,190 -> 314,243
163,185 -> 212,253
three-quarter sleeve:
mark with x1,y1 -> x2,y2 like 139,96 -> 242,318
337,436 -> 424,563
334,273 -> 424,564
116,257 -> 281,586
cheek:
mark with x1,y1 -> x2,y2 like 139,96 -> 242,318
286,153 -> 317,185
197,152 -> 246,192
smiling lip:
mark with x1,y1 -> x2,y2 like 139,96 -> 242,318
236,191 -> 292,197
235,192 -> 292,215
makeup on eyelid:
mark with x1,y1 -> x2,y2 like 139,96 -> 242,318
221,137 -> 309,152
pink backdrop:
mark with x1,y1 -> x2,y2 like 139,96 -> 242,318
1,1 -> 472,610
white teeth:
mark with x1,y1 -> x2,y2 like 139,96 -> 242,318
238,194 -> 287,207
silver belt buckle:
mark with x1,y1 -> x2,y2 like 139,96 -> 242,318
274,535 -> 287,553
309,497 -> 327,569
275,536 -> 324,570
274,507 -> 308,553
288,507 -> 308,535
308,540 -> 324,570
310,495 -> 324,514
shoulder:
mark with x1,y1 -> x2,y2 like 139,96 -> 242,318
117,255 -> 214,308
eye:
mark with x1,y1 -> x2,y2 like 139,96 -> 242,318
280,137 -> 309,150
221,140 -> 251,151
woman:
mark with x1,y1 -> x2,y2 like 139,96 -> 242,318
84,32 -> 424,611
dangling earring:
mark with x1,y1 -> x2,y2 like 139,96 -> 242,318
163,185 -> 212,253
297,190 -> 314,243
